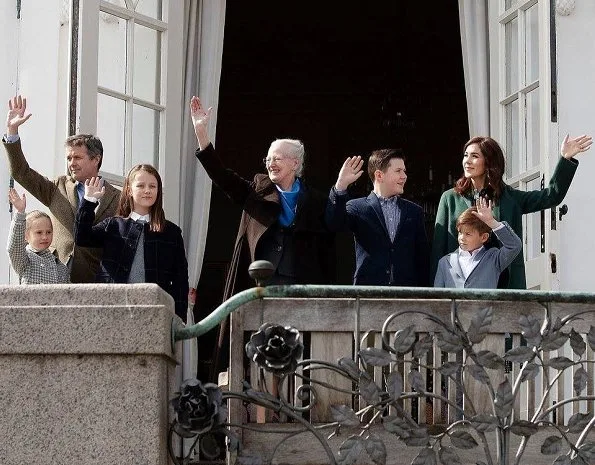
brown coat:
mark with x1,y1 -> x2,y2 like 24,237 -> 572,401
3,139 -> 120,283
196,144 -> 335,297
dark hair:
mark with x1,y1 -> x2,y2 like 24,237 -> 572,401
454,136 -> 505,200
65,134 -> 104,170
367,148 -> 405,182
456,207 -> 492,236
117,164 -> 165,232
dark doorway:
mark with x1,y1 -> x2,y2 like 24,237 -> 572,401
195,2 -> 470,356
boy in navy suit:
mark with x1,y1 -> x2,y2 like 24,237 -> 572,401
326,149 -> 429,286
434,198 -> 521,289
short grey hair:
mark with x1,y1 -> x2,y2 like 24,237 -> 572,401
268,138 -> 305,177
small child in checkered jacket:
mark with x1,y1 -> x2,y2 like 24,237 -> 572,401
7,188 -> 70,284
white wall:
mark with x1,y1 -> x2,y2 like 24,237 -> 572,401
556,2 -> 595,291
0,0 -> 69,284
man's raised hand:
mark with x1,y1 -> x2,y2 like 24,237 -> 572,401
6,95 -> 32,135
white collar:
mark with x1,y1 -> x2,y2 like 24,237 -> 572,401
130,211 -> 151,223
458,246 -> 484,258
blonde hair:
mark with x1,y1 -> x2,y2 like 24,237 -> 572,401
25,210 -> 52,233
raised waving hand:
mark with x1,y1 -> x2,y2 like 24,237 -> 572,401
335,156 -> 364,191
6,95 -> 32,135
190,96 -> 213,150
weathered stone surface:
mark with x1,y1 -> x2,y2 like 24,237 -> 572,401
0,284 -> 182,465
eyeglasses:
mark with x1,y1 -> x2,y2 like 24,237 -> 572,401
262,155 -> 287,166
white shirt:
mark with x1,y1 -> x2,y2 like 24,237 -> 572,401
457,223 -> 505,279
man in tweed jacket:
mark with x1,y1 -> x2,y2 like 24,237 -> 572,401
2,95 -> 119,283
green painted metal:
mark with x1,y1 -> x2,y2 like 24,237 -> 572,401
173,284 -> 595,342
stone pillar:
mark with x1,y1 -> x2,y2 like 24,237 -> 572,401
0,284 -> 181,465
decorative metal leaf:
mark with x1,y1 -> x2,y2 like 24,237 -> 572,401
569,329 -> 586,357
541,435 -> 563,455
547,356 -> 574,370
570,454 -> 589,465
338,357 -> 363,380
552,317 -> 564,332
519,314 -> 542,346
577,441 -> 595,460
386,371 -> 403,400
509,420 -> 539,436
469,414 -> 499,432
587,326 -> 595,351
467,364 -> 491,385
449,430 -> 478,449
494,378 -> 513,420
365,433 -> 387,465
409,370 -> 425,393
337,435 -> 365,465
393,325 -> 417,354
552,455 -> 571,465
411,447 -> 437,465
382,415 -> 411,438
468,306 -> 493,344
519,362 -> 540,382
541,331 -> 569,351
573,367 -> 588,395
439,361 -> 461,377
437,330 -> 464,352
360,375 -> 381,404
413,334 -> 434,358
237,454 -> 264,465
504,346 -> 535,363
403,427 -> 429,447
438,445 -> 462,465
331,405 -> 361,427
359,347 -> 392,367
567,412 -> 593,433
476,350 -> 505,369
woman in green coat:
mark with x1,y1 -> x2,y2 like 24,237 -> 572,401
431,134 -> 592,289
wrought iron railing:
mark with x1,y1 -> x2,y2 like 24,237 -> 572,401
171,282 -> 595,465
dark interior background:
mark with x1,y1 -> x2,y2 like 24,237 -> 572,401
195,2 -> 470,375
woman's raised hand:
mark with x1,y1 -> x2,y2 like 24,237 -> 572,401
84,177 -> 105,200
190,96 -> 213,150
561,134 -> 593,159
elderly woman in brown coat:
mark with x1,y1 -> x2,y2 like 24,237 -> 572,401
190,96 -> 335,295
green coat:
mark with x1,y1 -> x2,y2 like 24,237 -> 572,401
431,157 -> 578,289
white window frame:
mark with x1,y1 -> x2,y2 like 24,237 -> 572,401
489,0 -> 556,290
75,0 -> 184,222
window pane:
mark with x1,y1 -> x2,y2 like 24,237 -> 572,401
505,0 -> 518,9
525,177 -> 542,260
97,94 -> 126,176
526,90 -> 540,169
133,24 -> 161,103
103,0 -> 126,6
505,100 -> 520,177
135,0 -> 163,20
505,17 -> 519,95
525,4 -> 539,83
98,13 -> 127,93
132,104 -> 160,167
